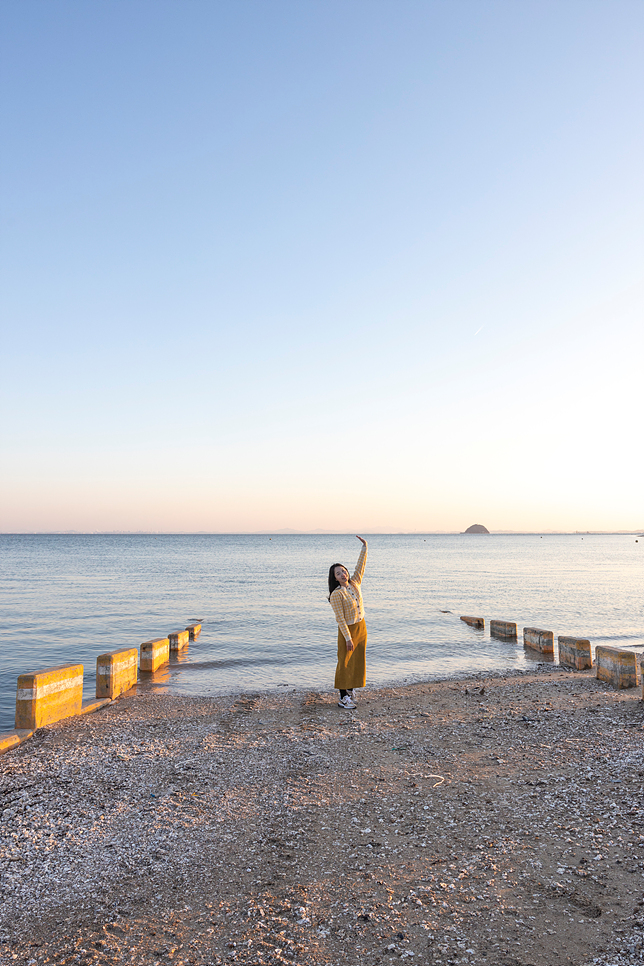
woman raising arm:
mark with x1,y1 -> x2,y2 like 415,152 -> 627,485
328,535 -> 368,710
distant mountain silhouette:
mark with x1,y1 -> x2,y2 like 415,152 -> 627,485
463,524 -> 490,534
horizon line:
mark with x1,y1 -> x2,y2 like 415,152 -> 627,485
1,529 -> 642,536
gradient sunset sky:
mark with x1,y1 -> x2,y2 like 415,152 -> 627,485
1,0 -> 642,533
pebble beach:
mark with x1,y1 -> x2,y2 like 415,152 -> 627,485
2,668 -> 644,966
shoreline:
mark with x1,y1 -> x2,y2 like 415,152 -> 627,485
1,656 -> 563,736
2,670 -> 644,965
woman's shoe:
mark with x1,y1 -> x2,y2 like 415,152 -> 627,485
338,695 -> 357,710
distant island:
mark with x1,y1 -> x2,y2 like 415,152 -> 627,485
463,524 -> 490,534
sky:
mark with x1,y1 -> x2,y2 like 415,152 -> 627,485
1,0 -> 642,533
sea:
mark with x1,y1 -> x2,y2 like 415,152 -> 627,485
1,533 -> 642,732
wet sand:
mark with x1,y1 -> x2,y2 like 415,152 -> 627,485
1,667 -> 644,966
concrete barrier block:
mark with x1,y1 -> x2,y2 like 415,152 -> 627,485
1,731 -> 21,754
558,636 -> 593,670
0,729 -> 35,756
96,647 -> 138,699
490,620 -> 517,639
523,627 -> 554,654
80,697 -> 112,715
185,623 -> 202,639
169,630 -> 189,651
15,664 -> 84,730
641,656 -> 644,700
460,616 -> 484,629
596,646 -> 638,689
140,638 -> 170,672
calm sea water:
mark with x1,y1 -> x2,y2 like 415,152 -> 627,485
1,533 -> 642,731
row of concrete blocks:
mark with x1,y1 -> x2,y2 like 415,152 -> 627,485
0,623 -> 201,755
140,622 -> 201,672
101,622 -> 203,690
460,616 -> 643,693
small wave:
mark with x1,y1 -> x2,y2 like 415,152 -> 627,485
593,634 -> 643,644
175,655 -> 295,672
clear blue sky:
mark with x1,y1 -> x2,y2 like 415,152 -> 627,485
1,0 -> 642,532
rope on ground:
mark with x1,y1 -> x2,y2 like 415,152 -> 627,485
426,774 -> 445,787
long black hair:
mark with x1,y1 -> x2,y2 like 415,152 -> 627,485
328,563 -> 349,601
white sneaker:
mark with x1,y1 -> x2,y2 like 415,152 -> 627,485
338,695 -> 357,710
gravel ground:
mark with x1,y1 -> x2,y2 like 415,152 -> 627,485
1,667 -> 644,966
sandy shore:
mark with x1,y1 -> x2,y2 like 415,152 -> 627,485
1,667 -> 644,966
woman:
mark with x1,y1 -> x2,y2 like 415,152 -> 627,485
328,535 -> 368,710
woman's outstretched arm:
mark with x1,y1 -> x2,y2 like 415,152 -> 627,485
352,535 -> 368,585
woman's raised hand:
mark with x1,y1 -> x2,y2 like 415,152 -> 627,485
356,535 -> 367,546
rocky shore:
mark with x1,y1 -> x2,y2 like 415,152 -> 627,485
2,668 -> 644,966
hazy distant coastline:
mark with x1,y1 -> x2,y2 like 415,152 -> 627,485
2,529 -> 642,536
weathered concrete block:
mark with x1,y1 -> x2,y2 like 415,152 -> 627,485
0,731 -> 21,754
169,630 -> 189,651
15,664 -> 84,730
490,620 -> 517,639
460,616 -> 484,629
96,647 -> 138,699
140,638 -> 170,673
0,729 -> 35,756
558,636 -> 592,670
185,623 -> 202,639
595,646 -> 638,689
523,627 -> 554,654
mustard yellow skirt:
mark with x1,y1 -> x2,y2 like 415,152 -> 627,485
334,619 -> 367,690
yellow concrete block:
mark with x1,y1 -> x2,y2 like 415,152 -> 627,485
460,616 -> 484,629
169,630 -> 189,651
140,638 -> 169,672
96,647 -> 138,698
523,627 -> 554,654
15,664 -> 84,730
185,623 -> 202,639
80,697 -> 112,715
0,732 -> 20,754
595,646 -> 638,689
558,636 -> 592,670
490,620 -> 517,639
0,730 -> 34,756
